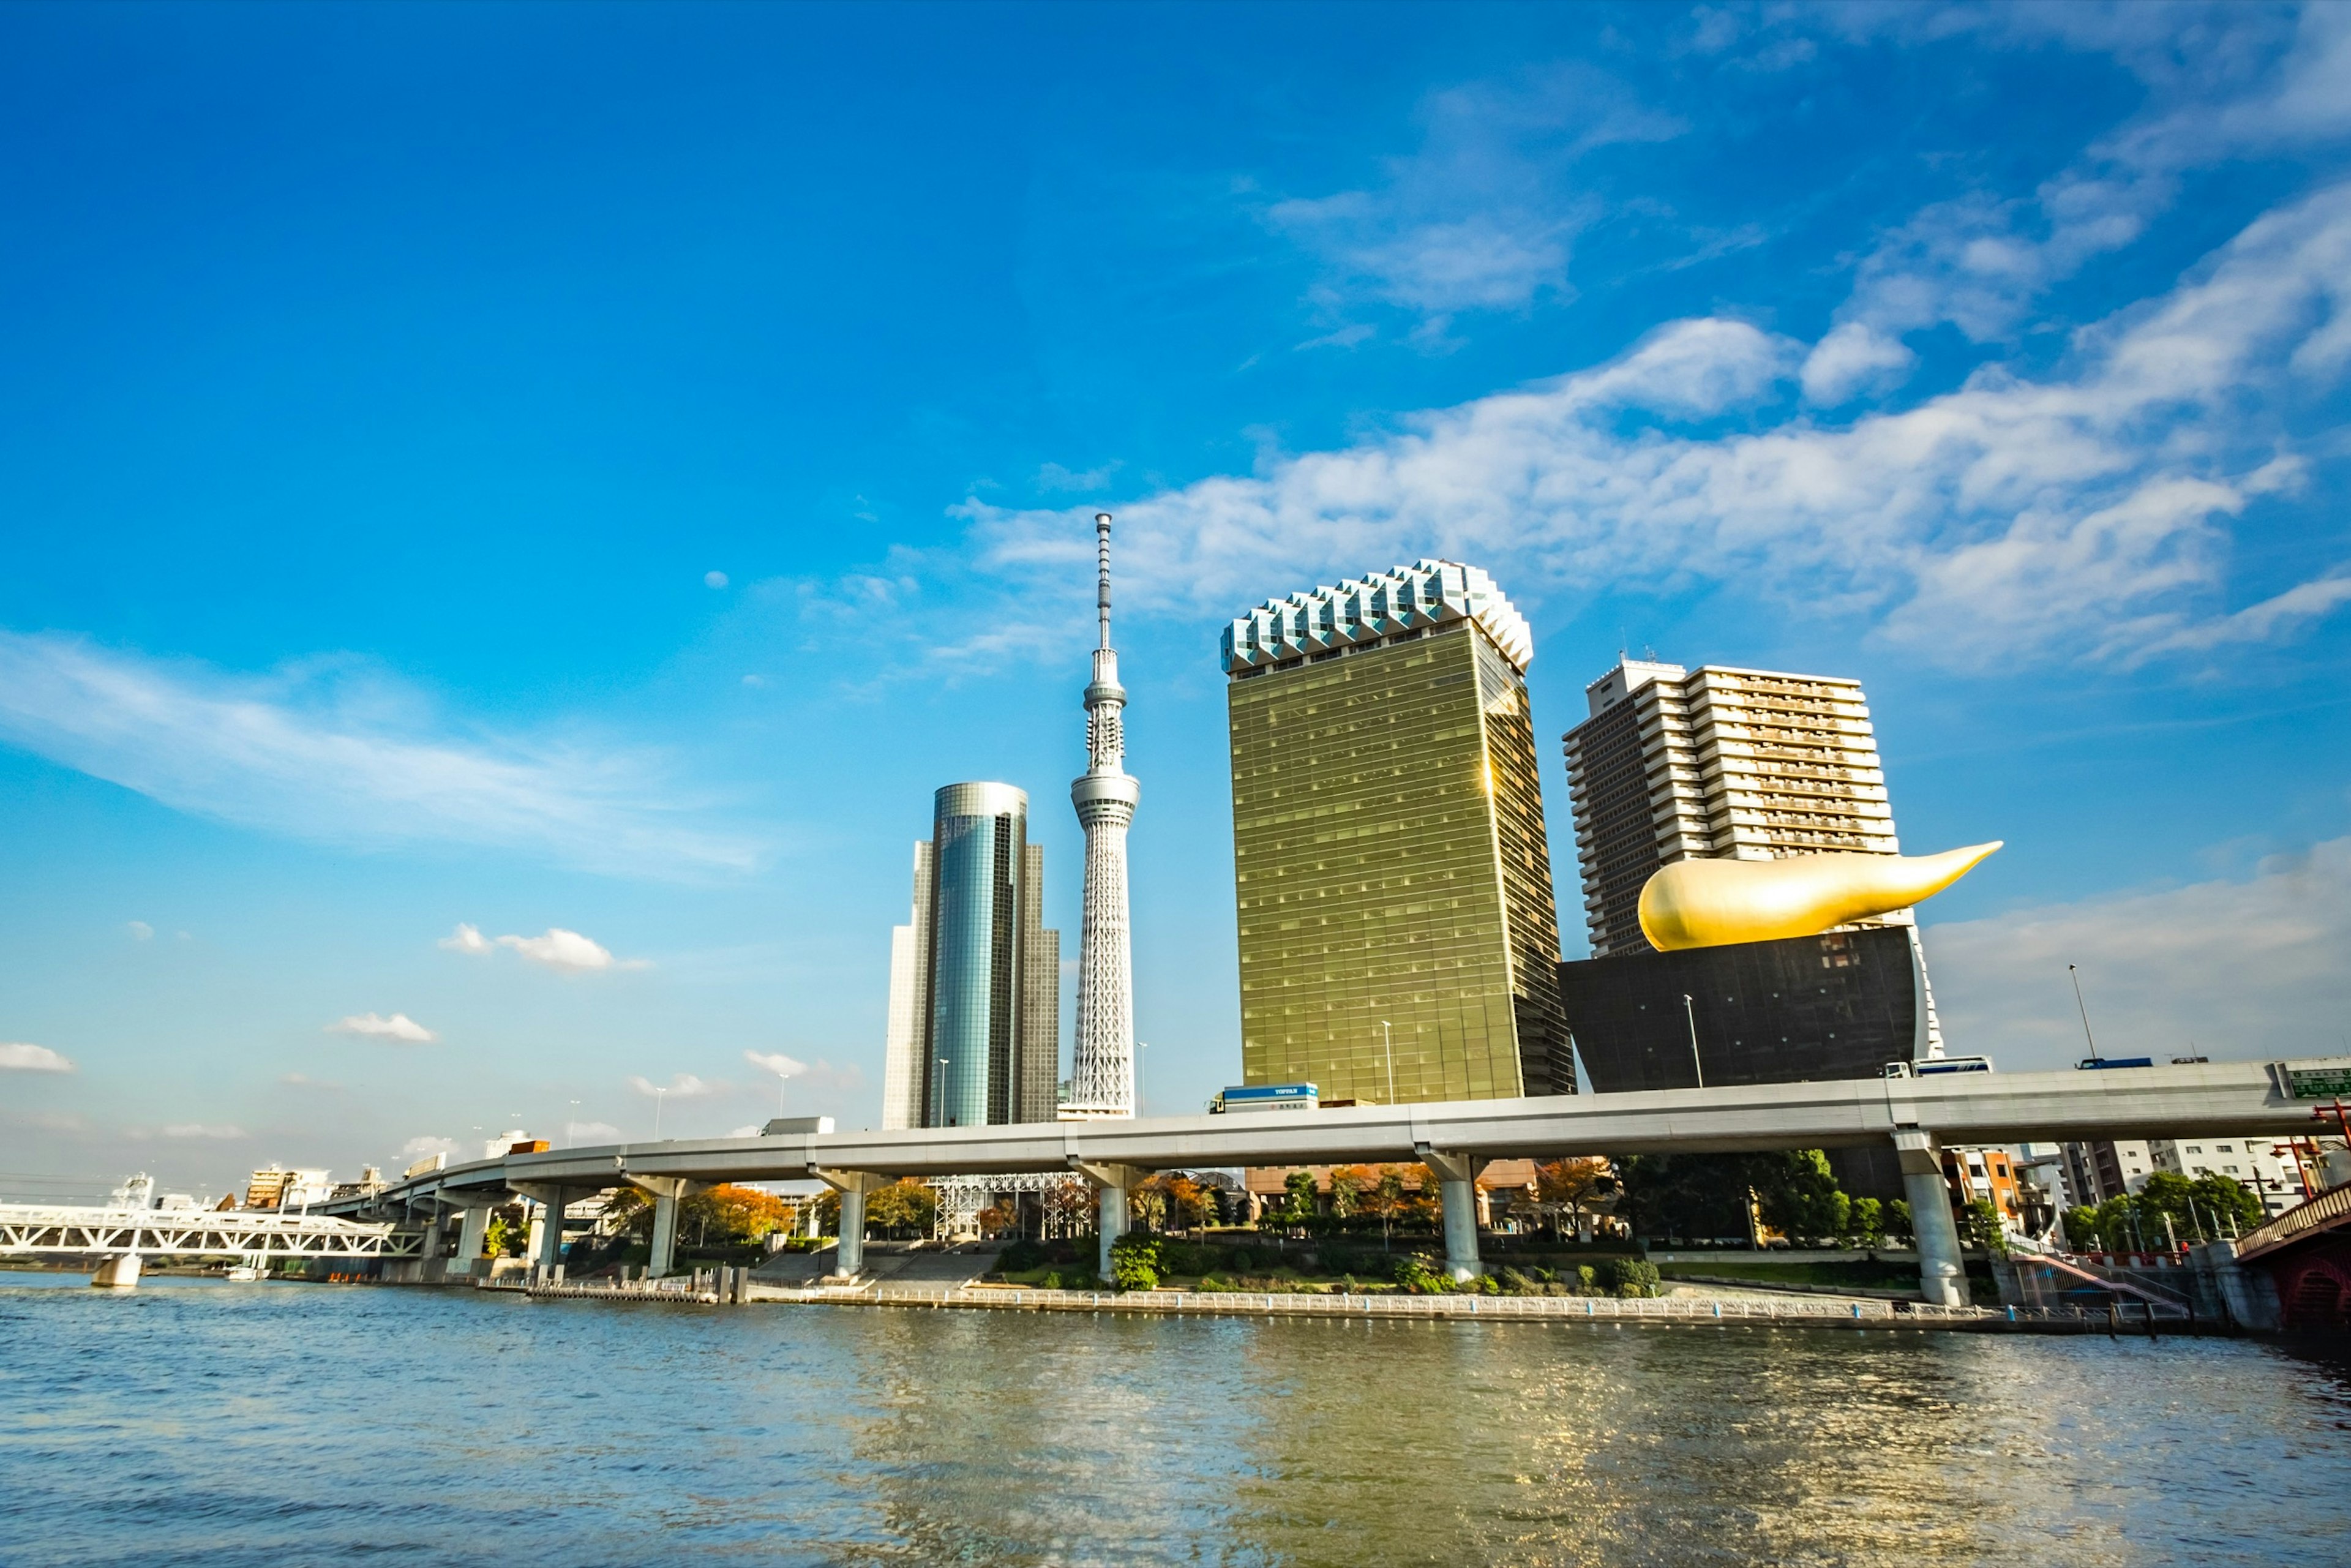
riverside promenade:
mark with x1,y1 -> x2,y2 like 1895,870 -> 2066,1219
470,1270 -> 2176,1335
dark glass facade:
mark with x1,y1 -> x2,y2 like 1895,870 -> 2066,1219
1559,925 -> 1918,1093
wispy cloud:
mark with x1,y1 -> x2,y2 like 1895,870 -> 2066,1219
506,927 -> 640,972
1803,3 -> 2351,402
0,637 -> 763,878
1927,833 -> 2351,1069
564,1120 -> 623,1142
280,1071 -> 340,1089
975,179 -> 2351,670
329,1011 -> 438,1044
438,923 -> 493,955
744,1049 -> 808,1079
0,1042 -> 75,1072
1267,62 -> 1684,336
627,1073 -> 719,1098
160,1122 -> 246,1139
440,922 -> 643,973
399,1135 -> 460,1160
125,920 -> 153,941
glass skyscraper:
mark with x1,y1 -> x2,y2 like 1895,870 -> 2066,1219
881,782 -> 1060,1128
1220,560 -> 1571,1103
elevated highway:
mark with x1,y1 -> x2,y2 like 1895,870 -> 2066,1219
332,1057 -> 2347,1307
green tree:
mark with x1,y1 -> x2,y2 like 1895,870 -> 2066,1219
2185,1173 -> 2264,1237
1109,1234 -> 1161,1292
863,1179 -> 937,1238
1851,1196 -> 1884,1247
1887,1199 -> 1913,1242
1326,1166 -> 1368,1221
1280,1170 -> 1319,1226
2062,1205 -> 2102,1250
1959,1198 -> 2008,1255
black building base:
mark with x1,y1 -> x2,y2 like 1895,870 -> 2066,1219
1559,925 -> 1919,1098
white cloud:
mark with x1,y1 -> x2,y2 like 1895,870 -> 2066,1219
1799,322 -> 1918,406
329,1012 -> 439,1044
438,922 -> 493,955
1267,62 -> 1684,326
498,928 -> 626,973
1810,5 -> 2351,379
564,1120 -> 622,1142
705,570 -> 729,589
627,1073 -> 718,1098
162,1122 -> 246,1139
744,1049 -> 808,1079
975,179 -> 2351,670
0,637 -> 761,878
0,1042 -> 75,1072
1927,835 -> 2351,1071
727,1124 -> 763,1138
126,920 -> 153,940
399,1135 -> 461,1160
280,1072 -> 339,1089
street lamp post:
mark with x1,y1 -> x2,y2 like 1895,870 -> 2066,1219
1137,1041 -> 1149,1115
1381,1020 -> 1395,1106
2068,964 -> 2100,1065
937,1057 -> 952,1127
1682,994 -> 1705,1090
653,1087 -> 666,1141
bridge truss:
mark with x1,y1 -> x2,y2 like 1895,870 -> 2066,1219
923,1174 -> 1094,1242
0,1205 -> 413,1261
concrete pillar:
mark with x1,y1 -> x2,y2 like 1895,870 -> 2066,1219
837,1186 -> 868,1277
1071,1161 -> 1140,1281
1894,1130 -> 1969,1307
514,1184 -> 569,1274
1418,1147 -> 1483,1281
651,1193 -> 680,1280
812,1169 -> 887,1279
454,1204 -> 493,1278
91,1253 -> 142,1289
623,1175 -> 708,1279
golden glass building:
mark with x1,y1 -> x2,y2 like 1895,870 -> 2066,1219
1221,560 -> 1571,1103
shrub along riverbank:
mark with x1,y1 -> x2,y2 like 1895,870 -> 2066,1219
989,1237 -> 1666,1298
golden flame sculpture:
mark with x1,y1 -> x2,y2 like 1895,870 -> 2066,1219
1636,842 -> 2003,952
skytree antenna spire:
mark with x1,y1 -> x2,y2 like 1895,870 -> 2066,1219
1065,511 -> 1139,1119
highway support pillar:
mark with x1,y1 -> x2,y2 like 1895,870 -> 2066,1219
623,1175 -> 708,1280
1417,1147 -> 1484,1283
91,1253 -> 141,1289
452,1202 -> 495,1279
1071,1161 -> 1141,1282
812,1169 -> 888,1280
1894,1130 -> 1970,1307
512,1184 -> 569,1277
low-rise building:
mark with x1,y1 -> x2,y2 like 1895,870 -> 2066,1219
1941,1146 -> 2024,1231
2149,1136 -> 2306,1221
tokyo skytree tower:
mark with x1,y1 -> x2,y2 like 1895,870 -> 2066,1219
1064,512 -> 1139,1118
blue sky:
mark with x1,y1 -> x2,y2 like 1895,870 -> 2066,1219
4,2 -> 2349,1198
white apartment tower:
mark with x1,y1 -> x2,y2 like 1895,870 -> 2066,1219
1562,658 -> 1944,1048
1063,513 -> 1141,1118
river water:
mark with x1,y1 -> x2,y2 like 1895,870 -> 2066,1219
2,1275 -> 2347,1567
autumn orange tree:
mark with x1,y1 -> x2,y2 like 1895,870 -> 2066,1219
1535,1157 -> 1613,1240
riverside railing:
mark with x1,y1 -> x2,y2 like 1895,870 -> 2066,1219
749,1281 -> 2008,1327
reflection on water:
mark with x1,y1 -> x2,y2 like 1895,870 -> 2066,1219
2,1275 -> 2347,1566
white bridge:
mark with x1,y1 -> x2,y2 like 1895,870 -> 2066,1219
328,1057 -> 2351,1308
1,1204 -> 410,1288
